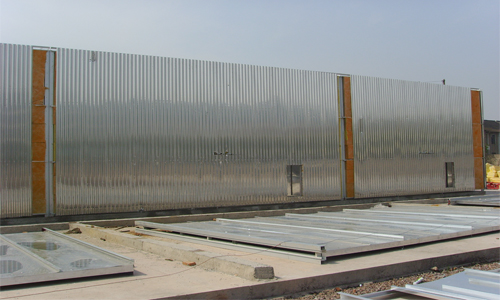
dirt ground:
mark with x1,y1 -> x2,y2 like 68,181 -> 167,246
273,262 -> 500,299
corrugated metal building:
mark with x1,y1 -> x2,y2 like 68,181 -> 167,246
0,43 -> 484,218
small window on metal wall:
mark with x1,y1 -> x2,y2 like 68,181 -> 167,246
492,135 -> 496,145
445,162 -> 455,188
287,165 -> 303,196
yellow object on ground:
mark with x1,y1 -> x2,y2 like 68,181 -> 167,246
485,163 -> 500,182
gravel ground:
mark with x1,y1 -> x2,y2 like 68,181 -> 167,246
272,262 -> 499,299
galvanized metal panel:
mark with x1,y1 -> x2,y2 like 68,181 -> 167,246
55,48 -> 341,215
136,204 -> 500,263
349,269 -> 500,300
0,229 -> 134,286
350,76 -> 474,198
0,44 -> 32,217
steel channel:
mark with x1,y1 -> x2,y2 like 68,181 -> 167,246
342,209 -> 500,219
216,218 -> 404,240
215,220 -> 384,247
404,285 -> 485,300
465,268 -> 500,279
388,287 -> 454,300
250,216 -> 431,241
336,212 -> 498,228
321,226 -> 499,257
367,206 -> 500,216
288,213 -> 473,229
337,76 -> 347,200
452,199 -> 500,207
220,221 -> 374,246
135,221 -> 323,252
338,292 -> 371,299
1,265 -> 133,287
43,228 -> 134,264
468,278 -> 500,289
134,228 -> 325,264
441,285 -> 498,300
44,50 -> 56,217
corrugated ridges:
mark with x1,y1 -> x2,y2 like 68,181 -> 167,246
0,43 -> 33,217
351,75 -> 474,198
55,48 -> 341,215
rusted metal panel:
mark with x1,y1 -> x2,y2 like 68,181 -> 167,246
471,90 -> 484,190
31,50 -> 47,214
343,77 -> 355,198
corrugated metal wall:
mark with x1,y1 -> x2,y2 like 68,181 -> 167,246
0,43 -> 479,218
55,48 -> 341,215
350,75 -> 475,198
0,44 -> 32,218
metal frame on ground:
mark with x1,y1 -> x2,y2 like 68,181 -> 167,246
135,204 -> 500,264
0,228 -> 134,286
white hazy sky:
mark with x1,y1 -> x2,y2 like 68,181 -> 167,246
1,0 -> 498,119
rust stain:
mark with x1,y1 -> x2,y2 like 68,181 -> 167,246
343,77 -> 352,117
474,158 -> 484,189
32,184 -> 46,214
345,144 -> 354,160
32,106 -> 45,124
346,185 -> 355,198
32,142 -> 46,161
343,77 -> 355,197
32,50 -> 46,106
32,124 -> 45,143
472,123 -> 483,157
470,90 -> 484,189
470,90 -> 481,124
32,162 -> 45,179
344,118 -> 353,145
32,50 -> 47,214
345,169 -> 355,184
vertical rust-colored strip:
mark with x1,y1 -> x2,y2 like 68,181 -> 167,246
471,90 -> 484,189
32,50 -> 47,214
343,77 -> 355,198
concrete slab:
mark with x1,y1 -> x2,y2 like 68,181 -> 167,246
68,223 -> 274,280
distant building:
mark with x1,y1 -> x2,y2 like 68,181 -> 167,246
484,120 -> 500,154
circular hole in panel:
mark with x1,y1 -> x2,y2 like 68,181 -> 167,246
18,241 -> 60,250
0,245 -> 8,255
70,258 -> 93,268
0,260 -> 23,274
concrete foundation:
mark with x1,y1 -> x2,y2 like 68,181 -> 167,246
69,223 -> 274,280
